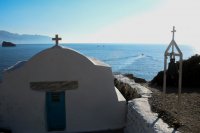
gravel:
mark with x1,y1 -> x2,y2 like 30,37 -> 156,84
143,83 -> 200,133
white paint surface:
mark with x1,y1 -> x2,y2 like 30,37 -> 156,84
125,98 -> 179,133
0,45 -> 126,133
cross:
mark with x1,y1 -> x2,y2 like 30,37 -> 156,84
171,26 -> 176,40
52,34 -> 62,46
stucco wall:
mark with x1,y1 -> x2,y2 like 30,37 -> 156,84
0,46 -> 127,133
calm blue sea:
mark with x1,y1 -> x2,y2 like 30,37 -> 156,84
0,44 -> 194,81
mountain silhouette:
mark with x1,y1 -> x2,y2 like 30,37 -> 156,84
0,30 -> 51,44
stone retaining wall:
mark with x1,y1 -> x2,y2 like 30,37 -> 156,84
114,75 -> 179,133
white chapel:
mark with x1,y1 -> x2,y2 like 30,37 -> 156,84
0,35 -> 127,133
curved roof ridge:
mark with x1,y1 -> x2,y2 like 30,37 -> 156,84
5,61 -> 27,72
27,45 -> 110,68
87,57 -> 110,67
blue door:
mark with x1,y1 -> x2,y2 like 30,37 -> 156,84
46,91 -> 66,131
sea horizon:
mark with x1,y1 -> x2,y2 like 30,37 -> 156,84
0,43 -> 195,81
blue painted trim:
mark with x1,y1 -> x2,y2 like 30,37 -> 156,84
46,91 -> 66,131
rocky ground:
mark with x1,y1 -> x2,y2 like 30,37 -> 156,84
142,83 -> 200,133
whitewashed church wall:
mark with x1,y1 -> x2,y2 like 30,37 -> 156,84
1,70 -> 47,133
64,70 -> 126,132
0,47 -> 127,133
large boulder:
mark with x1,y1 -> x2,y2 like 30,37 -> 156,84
151,54 -> 200,89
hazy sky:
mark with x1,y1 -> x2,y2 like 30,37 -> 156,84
0,0 -> 200,51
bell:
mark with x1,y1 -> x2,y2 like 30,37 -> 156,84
167,58 -> 178,78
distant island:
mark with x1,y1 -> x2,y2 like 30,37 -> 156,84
0,30 -> 52,44
2,41 -> 16,47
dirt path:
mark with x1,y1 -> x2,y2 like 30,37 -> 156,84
143,83 -> 200,133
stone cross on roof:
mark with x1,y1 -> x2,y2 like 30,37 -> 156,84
171,26 -> 176,40
52,34 -> 62,46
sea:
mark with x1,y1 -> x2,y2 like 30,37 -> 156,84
0,44 -> 195,81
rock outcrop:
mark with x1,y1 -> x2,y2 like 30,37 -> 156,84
151,54 -> 200,89
2,41 -> 16,47
124,74 -> 147,83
